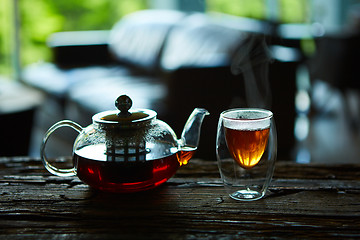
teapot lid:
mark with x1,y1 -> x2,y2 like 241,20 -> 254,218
92,95 -> 156,129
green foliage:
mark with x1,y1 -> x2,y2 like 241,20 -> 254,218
48,0 -> 147,31
0,0 -> 147,76
20,0 -> 64,65
206,0 -> 308,23
0,0 -> 14,76
279,0 -> 309,23
206,0 -> 266,19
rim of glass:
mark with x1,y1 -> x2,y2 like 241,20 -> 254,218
221,108 -> 273,122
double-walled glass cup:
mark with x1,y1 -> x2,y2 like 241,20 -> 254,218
216,109 -> 277,201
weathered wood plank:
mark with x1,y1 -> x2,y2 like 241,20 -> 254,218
0,157 -> 360,239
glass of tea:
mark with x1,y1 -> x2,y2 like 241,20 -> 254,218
216,109 -> 277,201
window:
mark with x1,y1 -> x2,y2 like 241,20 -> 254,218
0,0 -> 147,78
206,0 -> 309,23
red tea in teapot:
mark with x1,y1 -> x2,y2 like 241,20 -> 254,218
73,142 -> 196,193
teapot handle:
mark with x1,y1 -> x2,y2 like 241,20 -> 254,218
40,120 -> 83,177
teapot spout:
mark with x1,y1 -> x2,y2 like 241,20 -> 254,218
179,108 -> 209,150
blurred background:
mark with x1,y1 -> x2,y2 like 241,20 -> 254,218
1,0 -> 360,163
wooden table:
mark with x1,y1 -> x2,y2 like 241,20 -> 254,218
1,157 -> 360,239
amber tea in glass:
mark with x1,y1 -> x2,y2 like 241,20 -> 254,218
225,127 -> 270,169
216,109 -> 277,201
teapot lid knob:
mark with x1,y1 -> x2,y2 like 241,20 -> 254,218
93,94 -> 157,127
115,95 -> 132,117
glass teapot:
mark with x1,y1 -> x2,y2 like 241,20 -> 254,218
41,95 -> 209,193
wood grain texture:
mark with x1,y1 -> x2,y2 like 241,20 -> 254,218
0,157 -> 360,239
